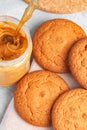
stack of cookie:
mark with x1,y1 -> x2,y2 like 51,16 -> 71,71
14,19 -> 87,130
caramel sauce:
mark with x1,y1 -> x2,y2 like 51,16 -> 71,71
0,0 -> 39,61
15,0 -> 37,35
0,22 -> 28,60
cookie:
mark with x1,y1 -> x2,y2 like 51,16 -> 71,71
68,37 -> 87,89
24,0 -> 87,14
52,88 -> 87,130
14,70 -> 69,127
32,19 -> 86,73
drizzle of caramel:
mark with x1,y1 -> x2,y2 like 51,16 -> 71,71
0,22 -> 28,60
0,0 -> 39,61
15,0 -> 37,35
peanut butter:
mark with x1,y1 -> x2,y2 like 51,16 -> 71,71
0,22 -> 28,60
0,16 -> 32,86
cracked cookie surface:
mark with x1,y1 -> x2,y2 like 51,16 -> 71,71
14,70 -> 69,127
68,37 -> 87,89
52,88 -> 87,130
32,19 -> 86,73
25,0 -> 87,14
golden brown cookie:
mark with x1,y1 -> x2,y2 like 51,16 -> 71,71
32,19 -> 86,73
52,88 -> 87,130
24,0 -> 87,14
14,70 -> 69,127
68,37 -> 87,89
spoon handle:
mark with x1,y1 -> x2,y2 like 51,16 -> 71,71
16,0 -> 39,34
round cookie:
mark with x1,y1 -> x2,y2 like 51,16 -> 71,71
14,70 -> 69,127
32,19 -> 86,73
68,37 -> 87,89
25,0 -> 87,14
52,88 -> 87,130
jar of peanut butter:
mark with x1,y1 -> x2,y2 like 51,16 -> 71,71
0,16 -> 32,86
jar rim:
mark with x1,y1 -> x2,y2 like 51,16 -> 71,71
0,15 -> 32,66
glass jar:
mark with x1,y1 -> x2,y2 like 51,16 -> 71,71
0,16 -> 32,86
